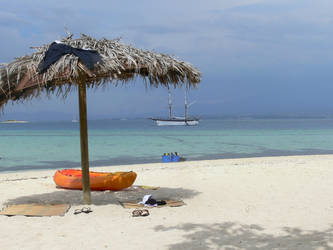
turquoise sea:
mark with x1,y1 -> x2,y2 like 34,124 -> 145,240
1,118 -> 333,172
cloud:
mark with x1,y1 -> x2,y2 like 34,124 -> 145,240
0,10 -> 23,25
2,0 -> 333,117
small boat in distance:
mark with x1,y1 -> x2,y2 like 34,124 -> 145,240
72,114 -> 78,123
0,120 -> 29,124
151,117 -> 199,126
151,84 -> 199,126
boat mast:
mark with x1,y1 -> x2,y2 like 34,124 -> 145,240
185,83 -> 189,121
168,85 -> 172,120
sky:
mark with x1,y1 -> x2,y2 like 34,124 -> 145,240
1,0 -> 333,120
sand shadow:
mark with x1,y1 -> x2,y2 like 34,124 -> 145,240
4,185 -> 200,206
155,222 -> 333,250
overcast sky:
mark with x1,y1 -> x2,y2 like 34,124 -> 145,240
1,0 -> 333,120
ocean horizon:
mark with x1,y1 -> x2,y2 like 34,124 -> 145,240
1,117 -> 333,172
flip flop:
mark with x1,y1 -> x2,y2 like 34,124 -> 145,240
141,209 -> 149,216
74,207 -> 93,215
81,207 -> 93,213
132,209 -> 141,217
132,209 -> 149,217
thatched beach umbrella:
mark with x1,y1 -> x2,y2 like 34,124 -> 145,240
0,34 -> 201,204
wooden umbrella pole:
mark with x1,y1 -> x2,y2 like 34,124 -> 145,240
78,80 -> 91,204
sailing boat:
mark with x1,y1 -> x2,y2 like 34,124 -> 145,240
151,84 -> 199,126
72,114 -> 78,123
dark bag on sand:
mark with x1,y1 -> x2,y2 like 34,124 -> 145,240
146,197 -> 166,206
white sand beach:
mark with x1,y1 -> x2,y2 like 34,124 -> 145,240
1,155 -> 333,249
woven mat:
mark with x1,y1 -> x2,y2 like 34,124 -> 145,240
0,204 -> 71,217
120,200 -> 185,209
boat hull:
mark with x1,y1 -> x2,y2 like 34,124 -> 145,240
152,119 -> 199,126
54,169 -> 137,191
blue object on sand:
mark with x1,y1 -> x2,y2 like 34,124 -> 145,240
172,155 -> 180,162
162,152 -> 180,163
162,154 -> 171,163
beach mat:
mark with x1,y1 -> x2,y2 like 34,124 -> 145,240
120,200 -> 185,209
0,203 -> 70,217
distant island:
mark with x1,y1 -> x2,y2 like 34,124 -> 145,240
0,120 -> 29,124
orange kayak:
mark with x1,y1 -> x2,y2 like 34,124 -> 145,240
54,169 -> 137,191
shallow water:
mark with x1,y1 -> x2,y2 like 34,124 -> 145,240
1,118 -> 333,172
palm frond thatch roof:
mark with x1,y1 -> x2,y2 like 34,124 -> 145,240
0,34 -> 201,108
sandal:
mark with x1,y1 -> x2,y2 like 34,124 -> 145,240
132,209 -> 149,217
132,209 -> 141,217
74,207 -> 93,215
141,209 -> 149,216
